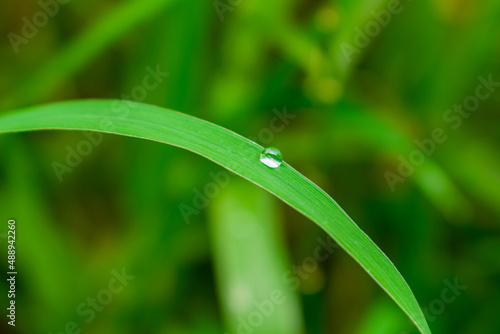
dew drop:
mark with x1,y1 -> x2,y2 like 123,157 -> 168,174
260,147 -> 283,169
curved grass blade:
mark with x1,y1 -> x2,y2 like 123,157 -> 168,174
0,99 -> 431,334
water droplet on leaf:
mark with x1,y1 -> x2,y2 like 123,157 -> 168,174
260,147 -> 282,169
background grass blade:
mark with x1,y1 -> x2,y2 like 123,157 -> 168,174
0,99 -> 431,334
209,179 -> 304,334
1,0 -> 177,110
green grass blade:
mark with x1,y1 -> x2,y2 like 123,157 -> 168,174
2,0 -> 177,109
209,179 -> 304,334
0,99 -> 431,334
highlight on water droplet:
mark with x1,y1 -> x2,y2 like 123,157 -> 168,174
260,147 -> 283,169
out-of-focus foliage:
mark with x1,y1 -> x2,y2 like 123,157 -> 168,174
0,0 -> 499,333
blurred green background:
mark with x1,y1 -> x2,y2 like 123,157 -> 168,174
1,0 -> 499,333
